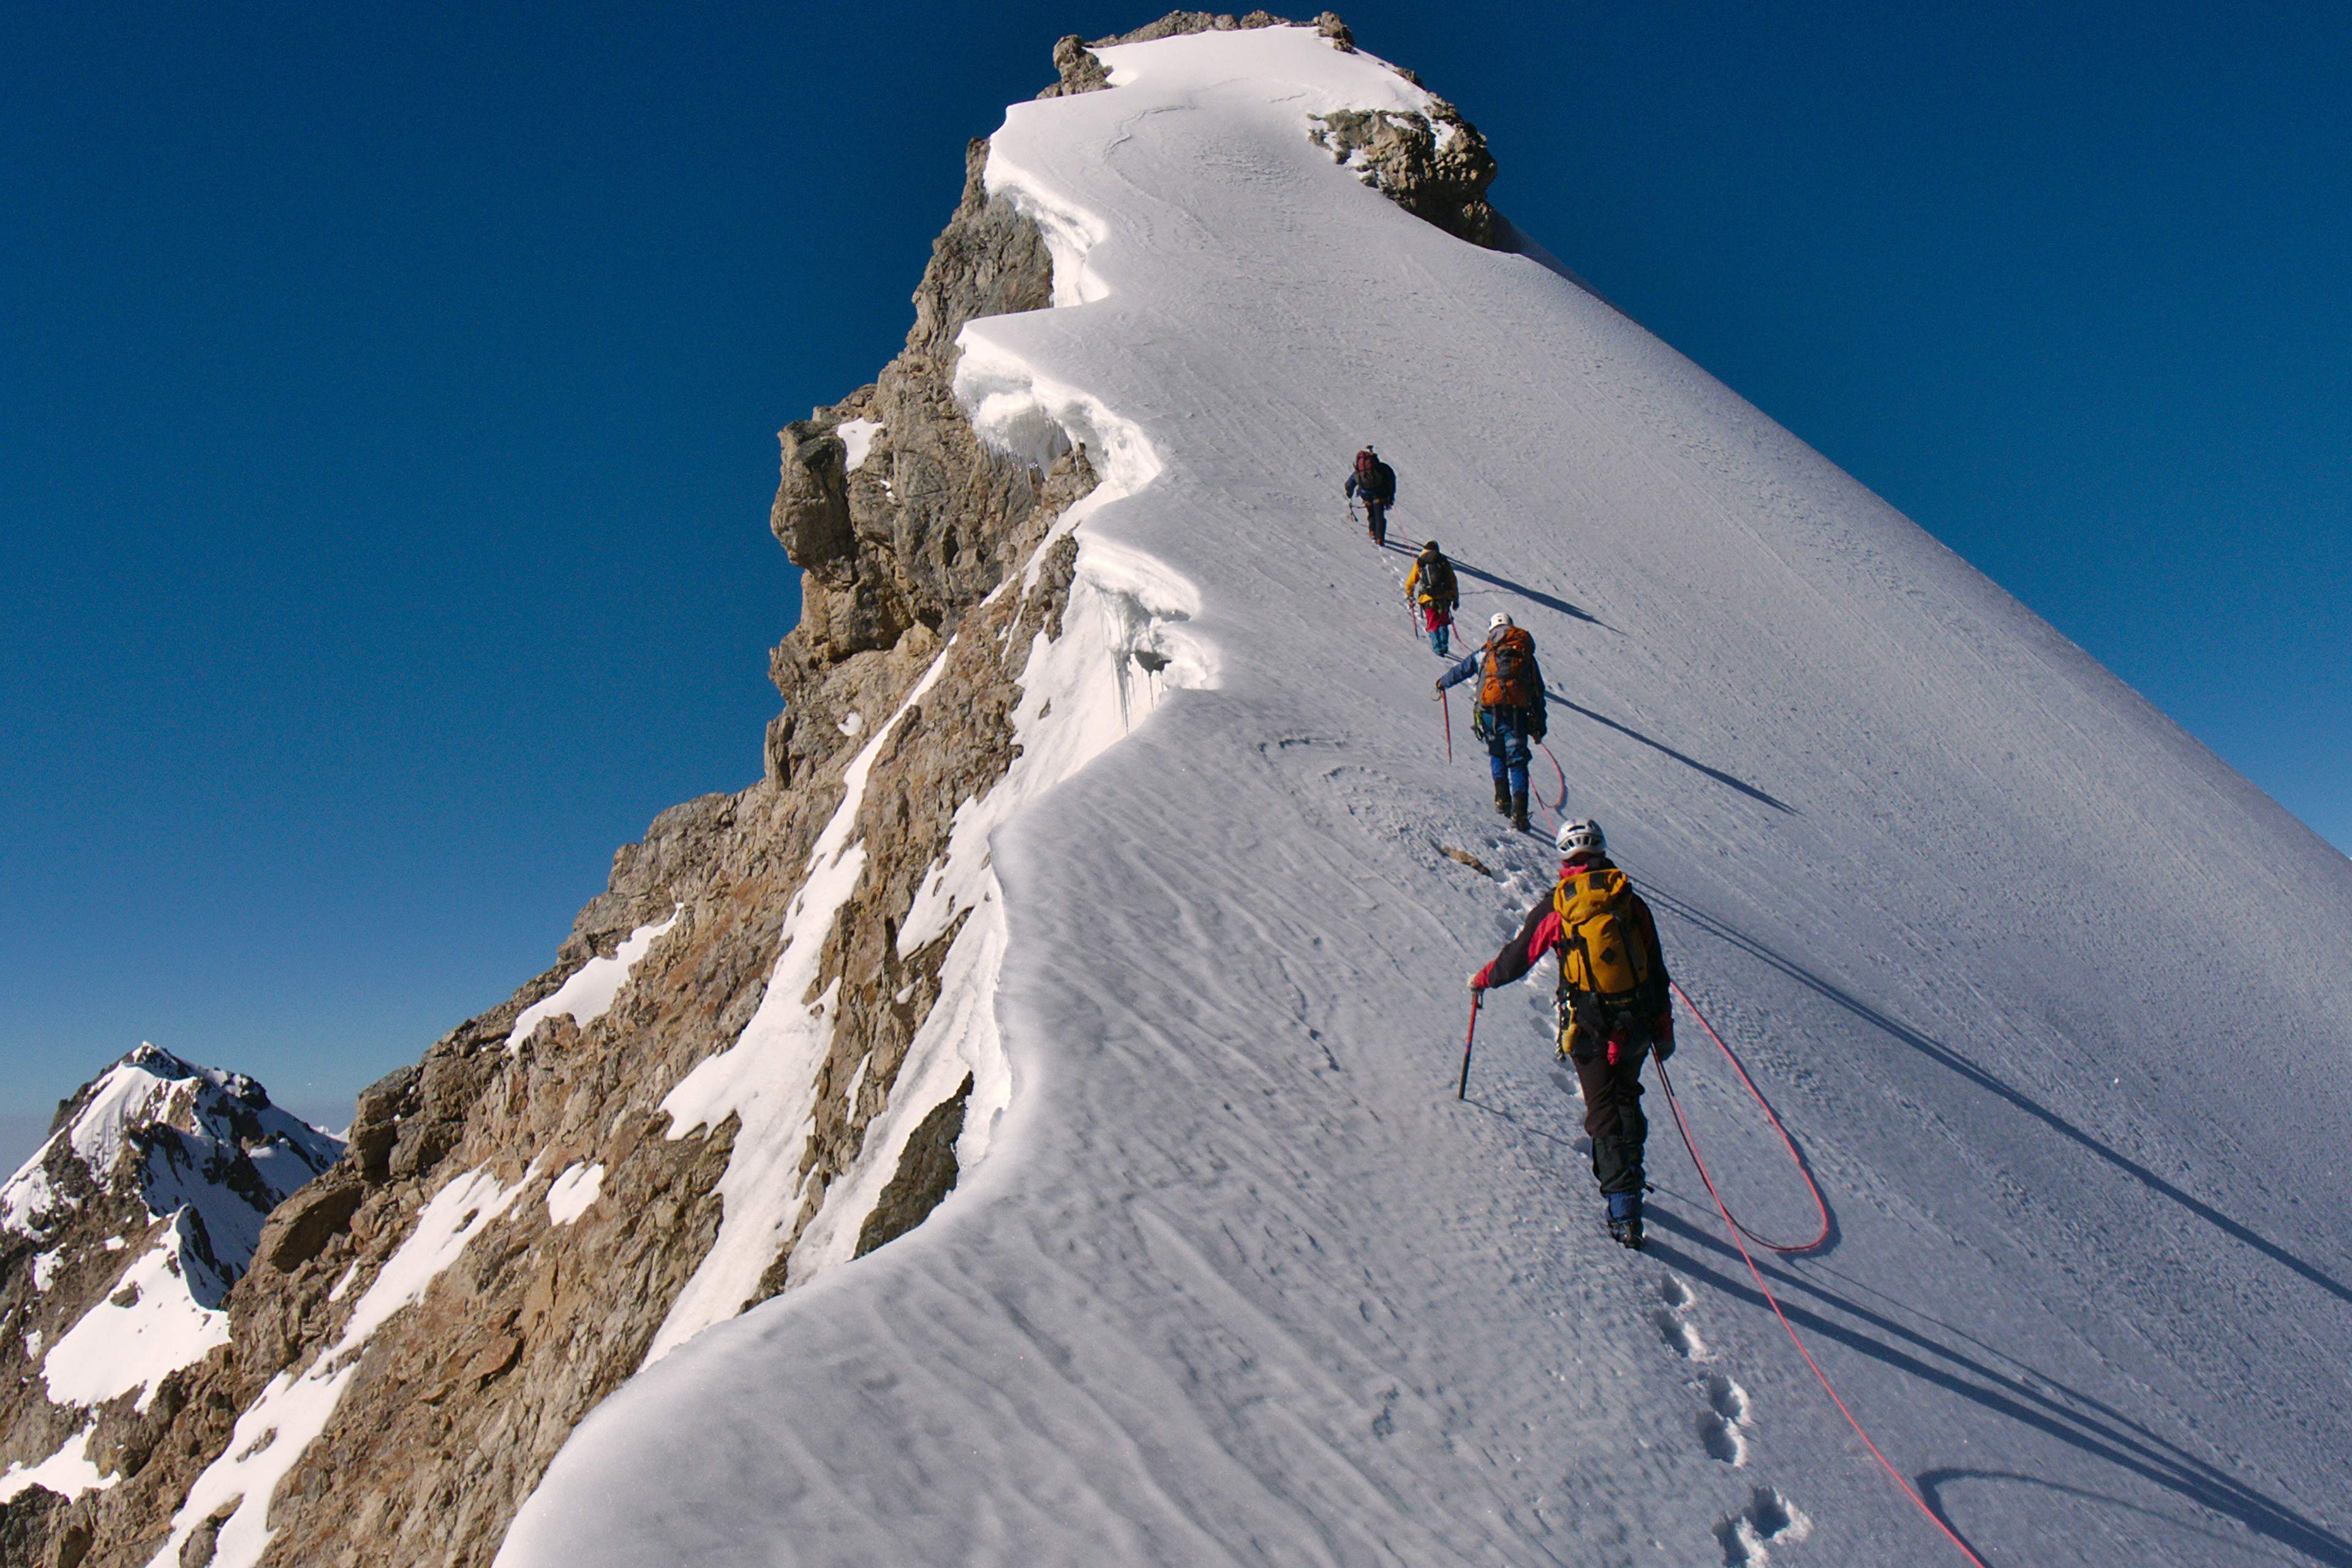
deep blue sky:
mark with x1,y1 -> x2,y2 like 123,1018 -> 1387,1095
5,1 -> 2344,1164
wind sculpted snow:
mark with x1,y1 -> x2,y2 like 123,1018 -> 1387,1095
500,26 -> 2352,1567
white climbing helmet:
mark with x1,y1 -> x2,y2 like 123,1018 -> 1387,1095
1556,818 -> 1606,859
1487,612 -> 1513,634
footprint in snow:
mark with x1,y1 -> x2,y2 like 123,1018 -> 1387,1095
1716,1487 -> 1811,1566
1653,1305 -> 1710,1362
1698,1373 -> 1751,1465
1659,1275 -> 1757,1466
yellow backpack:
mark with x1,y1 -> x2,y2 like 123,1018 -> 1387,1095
1553,866 -> 1651,1006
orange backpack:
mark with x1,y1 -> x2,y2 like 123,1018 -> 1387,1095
1479,627 -> 1536,707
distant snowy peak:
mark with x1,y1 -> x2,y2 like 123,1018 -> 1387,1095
1,1044 -> 343,1494
3,1043 -> 342,1295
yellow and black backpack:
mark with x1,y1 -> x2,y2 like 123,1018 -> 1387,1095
1553,865 -> 1654,1051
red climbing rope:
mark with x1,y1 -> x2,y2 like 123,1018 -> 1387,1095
1657,981 -> 1992,1567
1662,979 -> 1826,1253
1537,742 -> 1567,813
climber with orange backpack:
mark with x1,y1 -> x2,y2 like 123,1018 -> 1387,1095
1435,612 -> 1547,829
1344,445 -> 1396,545
1469,819 -> 1674,1248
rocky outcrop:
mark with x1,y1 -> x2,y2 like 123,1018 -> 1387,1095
1309,97 -> 1500,248
854,1072 -> 974,1259
1037,33 -> 1114,98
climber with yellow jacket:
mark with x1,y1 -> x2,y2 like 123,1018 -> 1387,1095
1405,540 -> 1459,657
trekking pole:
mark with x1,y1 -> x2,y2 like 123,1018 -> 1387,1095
1457,991 -> 1482,1098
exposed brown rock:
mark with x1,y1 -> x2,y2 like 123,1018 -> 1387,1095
1309,98 -> 1501,247
1098,10 -> 1292,45
0,1485 -> 67,1565
258,1177 -> 366,1274
1036,34 -> 1113,97
855,1074 -> 974,1259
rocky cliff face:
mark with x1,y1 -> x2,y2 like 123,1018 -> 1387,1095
0,16 -> 1501,1566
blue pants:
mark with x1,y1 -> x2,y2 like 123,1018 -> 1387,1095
1485,707 -> 1532,796
1423,607 -> 1451,657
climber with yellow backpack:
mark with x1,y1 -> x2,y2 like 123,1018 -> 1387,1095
1405,540 -> 1459,657
1468,818 -> 1673,1248
1436,612 -> 1547,829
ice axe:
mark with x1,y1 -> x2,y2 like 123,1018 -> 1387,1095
1457,990 -> 1482,1099
1436,684 -> 1452,764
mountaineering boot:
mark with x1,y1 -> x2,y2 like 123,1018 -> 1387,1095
1494,779 -> 1512,814
1510,791 -> 1531,832
1606,1190 -> 1645,1250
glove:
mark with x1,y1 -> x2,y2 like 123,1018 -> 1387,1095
1529,715 -> 1548,742
1651,1012 -> 1675,1063
1434,679 -> 1447,696
1468,967 -> 1490,992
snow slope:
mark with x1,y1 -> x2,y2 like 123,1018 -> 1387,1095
501,27 -> 2352,1567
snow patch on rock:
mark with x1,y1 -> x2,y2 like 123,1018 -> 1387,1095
646,650 -> 955,1362
42,1219 -> 232,1412
0,1424 -> 116,1504
507,908 -> 680,1052
835,418 -> 883,472
545,1163 -> 605,1227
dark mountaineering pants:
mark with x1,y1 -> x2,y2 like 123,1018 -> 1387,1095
1569,1038 -> 1650,1197
1365,499 -> 1388,544
1483,706 -> 1532,797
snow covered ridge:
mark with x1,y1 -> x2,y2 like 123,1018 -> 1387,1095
504,20 -> 2352,1568
1,1044 -> 341,1502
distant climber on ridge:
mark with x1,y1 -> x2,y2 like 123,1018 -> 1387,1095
1406,539 -> 1459,656
1345,445 -> 1396,546
1437,612 -> 1546,830
1469,819 -> 1673,1249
